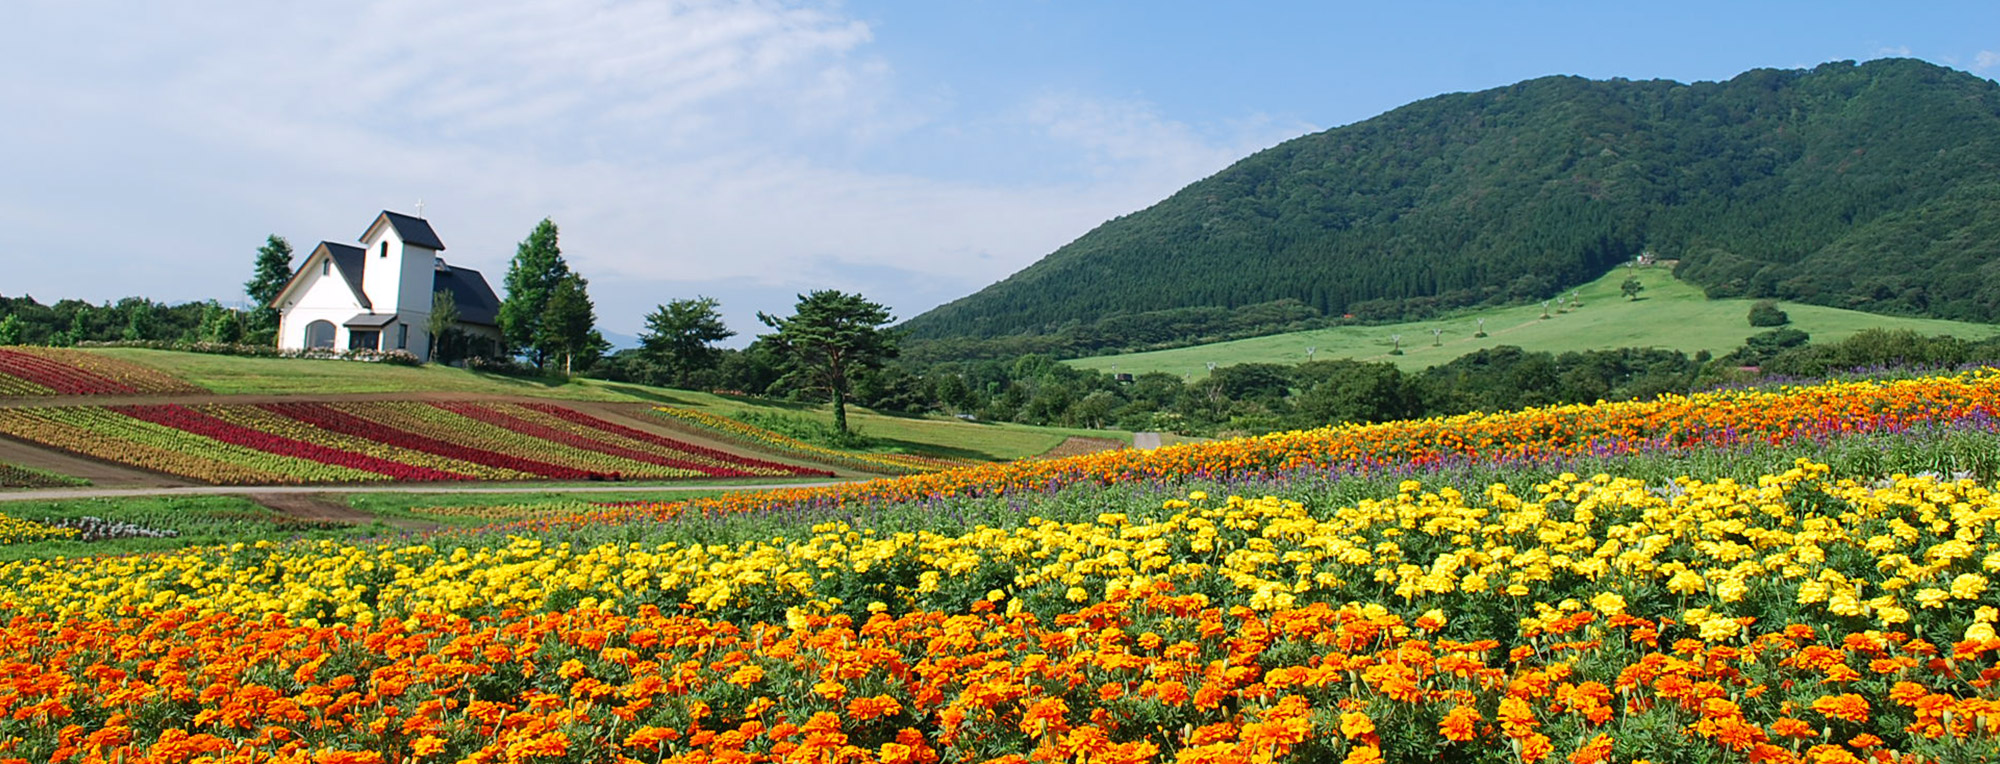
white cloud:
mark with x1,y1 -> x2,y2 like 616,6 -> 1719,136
1976,50 -> 2000,72
1875,45 -> 1913,57
0,0 -> 1307,334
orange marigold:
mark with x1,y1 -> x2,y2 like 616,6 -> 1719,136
1567,734 -> 1614,764
1810,693 -> 1870,724
1439,705 -> 1482,742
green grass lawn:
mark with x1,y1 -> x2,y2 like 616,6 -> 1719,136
0,495 -> 389,561
81,349 -> 1120,462
1069,268 -> 2000,378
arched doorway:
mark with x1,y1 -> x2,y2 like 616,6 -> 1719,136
304,320 -> 336,349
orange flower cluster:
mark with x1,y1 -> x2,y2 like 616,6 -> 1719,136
608,371 -> 2000,523
4,583 -> 1996,764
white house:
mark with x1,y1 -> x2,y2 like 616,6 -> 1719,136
271,211 -> 503,362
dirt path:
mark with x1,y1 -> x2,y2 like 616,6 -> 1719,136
246,492 -> 443,532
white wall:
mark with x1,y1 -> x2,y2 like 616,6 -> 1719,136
275,253 -> 368,351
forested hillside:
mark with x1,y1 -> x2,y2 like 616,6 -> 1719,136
905,58 -> 2000,342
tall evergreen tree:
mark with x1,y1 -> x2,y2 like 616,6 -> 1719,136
757,290 -> 898,435
243,234 -> 293,344
499,218 -> 570,368
536,273 -> 598,377
639,296 -> 735,386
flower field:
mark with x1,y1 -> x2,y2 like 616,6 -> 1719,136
1,372 -> 2000,762
0,402 -> 832,484
0,347 -> 204,397
0,462 -> 85,489
651,406 -> 975,475
631,371 -> 2000,522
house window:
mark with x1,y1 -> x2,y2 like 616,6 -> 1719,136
380,241 -> 388,258
349,330 -> 381,351
321,259 -> 330,276
397,324 -> 408,350
304,320 -> 335,349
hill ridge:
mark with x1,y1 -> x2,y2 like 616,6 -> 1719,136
905,58 -> 2000,342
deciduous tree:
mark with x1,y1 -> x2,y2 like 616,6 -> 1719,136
427,289 -> 460,363
243,235 -> 293,344
499,219 -> 570,369
639,296 -> 734,386
536,273 -> 601,377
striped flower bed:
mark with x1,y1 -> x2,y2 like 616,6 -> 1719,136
0,401 -> 832,485
0,347 -> 203,396
650,405 -> 973,474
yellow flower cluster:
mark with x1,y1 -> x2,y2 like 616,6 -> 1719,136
2,459 -> 1993,646
0,511 -> 76,545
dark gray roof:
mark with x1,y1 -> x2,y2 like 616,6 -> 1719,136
366,211 -> 446,251
435,265 -> 500,326
322,243 -> 370,309
343,313 -> 398,328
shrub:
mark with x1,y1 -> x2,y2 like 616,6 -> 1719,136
1748,299 -> 1790,327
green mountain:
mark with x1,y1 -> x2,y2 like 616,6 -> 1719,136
904,59 -> 2000,342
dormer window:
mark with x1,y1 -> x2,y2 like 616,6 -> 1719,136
380,241 -> 389,258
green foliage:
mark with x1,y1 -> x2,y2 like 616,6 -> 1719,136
499,219 -> 569,369
730,410 -> 875,450
1748,299 -> 1789,327
757,291 -> 899,434
426,289 -> 460,363
1620,278 -> 1644,300
534,273 -> 601,376
905,59 -> 2000,342
0,314 -> 20,346
196,301 -> 243,344
640,296 -> 735,386
243,234 -> 293,342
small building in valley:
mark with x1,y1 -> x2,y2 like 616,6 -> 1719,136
270,211 -> 502,362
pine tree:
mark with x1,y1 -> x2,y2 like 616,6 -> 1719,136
757,291 -> 899,435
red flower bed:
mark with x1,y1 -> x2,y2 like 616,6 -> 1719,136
0,348 -> 136,395
259,402 -> 603,481
433,402 -> 764,477
114,405 -> 474,482
520,402 -> 828,476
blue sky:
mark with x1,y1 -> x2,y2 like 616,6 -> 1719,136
3,1 -> 1995,345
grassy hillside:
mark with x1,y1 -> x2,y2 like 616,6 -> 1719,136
1069,267 -> 2000,378
73,348 -> 1118,463
906,59 -> 2000,342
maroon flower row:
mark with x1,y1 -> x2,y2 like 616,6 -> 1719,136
258,402 -> 606,481
0,349 -> 137,396
519,402 -> 827,476
434,402 -> 769,478
115,405 -> 474,482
